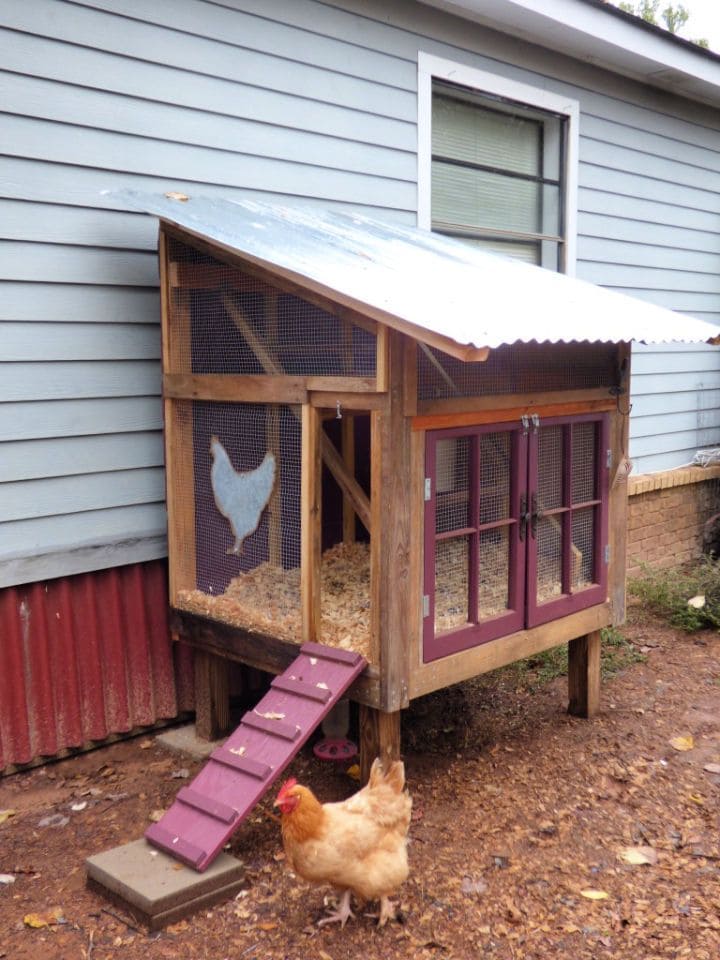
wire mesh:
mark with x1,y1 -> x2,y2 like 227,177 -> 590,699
572,422 -> 597,504
436,437 -> 470,533
418,341 -> 617,400
479,432 -> 510,523
478,528 -> 509,618
538,426 -> 564,511
168,238 -> 376,378
571,507 -> 595,589
536,516 -> 562,603
174,400 -> 303,641
435,536 -> 470,634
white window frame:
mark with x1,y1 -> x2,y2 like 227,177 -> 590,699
417,52 -> 579,276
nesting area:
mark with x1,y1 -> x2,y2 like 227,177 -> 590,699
178,541 -> 373,661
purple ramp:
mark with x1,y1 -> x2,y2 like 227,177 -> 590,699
145,642 -> 366,871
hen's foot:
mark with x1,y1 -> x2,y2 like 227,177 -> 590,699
317,889 -> 354,929
365,896 -> 399,927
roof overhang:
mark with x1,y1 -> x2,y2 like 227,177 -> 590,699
419,0 -> 720,106
113,190 -> 720,358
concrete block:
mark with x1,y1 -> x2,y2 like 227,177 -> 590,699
155,723 -> 224,761
86,838 -> 244,930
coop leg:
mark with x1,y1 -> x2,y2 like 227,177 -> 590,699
194,650 -> 230,740
567,630 -> 601,718
359,705 -> 402,782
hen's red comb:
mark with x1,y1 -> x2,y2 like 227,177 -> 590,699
276,777 -> 298,800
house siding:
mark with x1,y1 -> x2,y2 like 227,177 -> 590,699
1,0 -> 719,586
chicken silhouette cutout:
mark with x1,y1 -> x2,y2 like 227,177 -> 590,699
210,435 -> 276,556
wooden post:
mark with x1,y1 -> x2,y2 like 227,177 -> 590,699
194,650 -> 230,740
301,404 -> 322,643
359,705 -> 402,782
567,630 -> 601,718
342,414 -> 356,543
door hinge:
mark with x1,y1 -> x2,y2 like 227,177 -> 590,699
422,595 -> 430,618
606,448 -> 612,469
604,544 -> 611,565
424,477 -> 432,501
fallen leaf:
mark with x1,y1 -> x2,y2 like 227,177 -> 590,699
172,863 -> 185,871
703,763 -> 720,774
688,793 -> 705,805
149,810 -> 166,822
0,810 -> 17,825
580,889 -> 609,901
23,907 -> 64,929
257,921 -> 277,931
70,802 -> 88,812
619,846 -> 657,866
255,710 -> 286,720
346,764 -> 361,781
316,682 -> 329,690
229,746 -> 246,757
669,735 -> 694,752
139,739 -> 154,749
687,595 -> 706,609
165,191 -> 189,202
318,951 -> 333,960
0,874 -> 15,885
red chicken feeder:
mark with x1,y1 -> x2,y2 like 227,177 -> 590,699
313,738 -> 358,763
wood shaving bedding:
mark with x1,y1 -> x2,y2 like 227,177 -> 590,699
178,541 -> 373,662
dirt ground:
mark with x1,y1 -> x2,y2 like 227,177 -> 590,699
1,607 -> 719,960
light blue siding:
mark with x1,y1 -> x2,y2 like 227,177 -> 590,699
1,0 -> 719,586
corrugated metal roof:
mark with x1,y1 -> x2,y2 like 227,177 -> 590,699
114,189 -> 720,354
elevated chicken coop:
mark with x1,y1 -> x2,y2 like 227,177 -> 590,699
122,191 -> 718,774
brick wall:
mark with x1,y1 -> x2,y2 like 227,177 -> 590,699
626,466 -> 720,577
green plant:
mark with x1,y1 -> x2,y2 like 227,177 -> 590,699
628,557 -> 720,632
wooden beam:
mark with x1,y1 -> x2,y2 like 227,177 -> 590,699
163,373 -> 308,403
342,414 -> 356,544
609,342 -> 631,627
304,376 -> 379,393
372,329 -> 412,711
567,630 -> 601,718
417,387 -> 616,418
171,608 -> 382,706
309,390 -> 386,411
301,404 -> 322,643
413,398 -> 615,432
358,705 -> 402,784
409,601 -> 612,699
402,337 -> 418,417
193,649 -> 231,741
169,262 -> 276,294
159,228 -> 196,604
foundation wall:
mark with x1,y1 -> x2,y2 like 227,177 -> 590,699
626,466 -> 720,577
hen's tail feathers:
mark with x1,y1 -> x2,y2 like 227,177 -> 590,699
368,758 -> 405,794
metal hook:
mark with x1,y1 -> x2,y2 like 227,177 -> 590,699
336,400 -> 342,420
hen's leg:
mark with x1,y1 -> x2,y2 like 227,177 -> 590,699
317,889 -> 354,928
377,896 -> 398,927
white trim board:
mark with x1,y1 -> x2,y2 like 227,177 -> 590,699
417,52 -> 579,275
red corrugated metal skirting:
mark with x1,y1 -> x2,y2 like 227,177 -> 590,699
0,560 -> 194,773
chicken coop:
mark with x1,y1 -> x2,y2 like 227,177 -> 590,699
121,190 -> 714,775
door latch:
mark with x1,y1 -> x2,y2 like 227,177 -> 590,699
530,491 -> 544,539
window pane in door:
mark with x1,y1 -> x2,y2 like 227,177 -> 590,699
436,437 -> 470,533
571,507 -> 596,589
479,432 -> 510,523
435,536 -> 470,634
572,422 -> 596,503
478,527 -> 509,618
537,425 -> 564,511
536,515 -> 562,602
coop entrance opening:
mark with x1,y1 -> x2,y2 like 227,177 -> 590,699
423,412 -> 609,662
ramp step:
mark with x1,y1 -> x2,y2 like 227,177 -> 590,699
271,675 -> 332,703
210,748 -> 271,780
145,641 -> 366,871
176,787 -> 239,825
242,712 -> 301,742
145,825 -> 207,870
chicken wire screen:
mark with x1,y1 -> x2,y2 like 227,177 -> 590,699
167,237 -> 376,377
174,400 -> 303,641
417,342 -> 617,400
